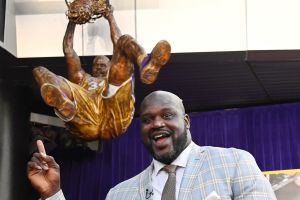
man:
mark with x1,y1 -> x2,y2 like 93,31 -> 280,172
28,90 -> 276,199
33,7 -> 171,140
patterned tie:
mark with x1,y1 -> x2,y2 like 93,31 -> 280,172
161,165 -> 177,200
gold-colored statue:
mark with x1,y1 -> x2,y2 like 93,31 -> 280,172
65,0 -> 110,24
33,5 -> 171,140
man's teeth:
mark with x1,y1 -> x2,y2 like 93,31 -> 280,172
153,134 -> 167,140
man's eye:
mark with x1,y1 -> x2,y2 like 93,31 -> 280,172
163,113 -> 174,119
141,117 -> 151,124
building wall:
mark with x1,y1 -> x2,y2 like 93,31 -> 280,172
1,0 -> 300,58
0,0 -> 17,55
0,80 -> 32,200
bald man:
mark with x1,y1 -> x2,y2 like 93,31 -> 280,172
27,91 -> 276,199
106,91 -> 276,199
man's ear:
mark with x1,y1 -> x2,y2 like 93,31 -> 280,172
184,114 -> 190,129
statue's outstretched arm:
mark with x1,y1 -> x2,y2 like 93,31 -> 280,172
104,7 -> 122,47
63,21 -> 85,84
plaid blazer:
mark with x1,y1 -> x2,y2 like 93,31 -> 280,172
106,144 -> 276,200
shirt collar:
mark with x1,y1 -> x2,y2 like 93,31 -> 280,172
152,141 -> 194,176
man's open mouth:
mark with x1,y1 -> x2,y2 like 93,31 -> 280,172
152,132 -> 170,142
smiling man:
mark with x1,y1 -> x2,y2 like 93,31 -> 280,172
106,91 -> 276,200
139,91 -> 191,165
27,91 -> 276,200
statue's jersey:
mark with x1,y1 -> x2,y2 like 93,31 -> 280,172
55,74 -> 135,140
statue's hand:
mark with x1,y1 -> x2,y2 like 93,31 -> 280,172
103,5 -> 114,19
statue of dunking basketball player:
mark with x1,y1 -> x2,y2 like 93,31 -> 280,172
33,5 -> 171,140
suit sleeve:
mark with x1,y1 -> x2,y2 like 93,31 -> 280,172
105,188 -> 113,200
231,149 -> 276,200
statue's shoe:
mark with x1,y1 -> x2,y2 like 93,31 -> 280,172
40,83 -> 76,120
140,40 -> 171,84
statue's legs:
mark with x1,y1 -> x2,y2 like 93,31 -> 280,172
139,40 -> 171,84
112,34 -> 171,84
33,66 -> 76,119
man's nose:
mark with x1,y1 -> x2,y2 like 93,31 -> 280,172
152,118 -> 165,128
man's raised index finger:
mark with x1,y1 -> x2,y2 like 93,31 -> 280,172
36,140 -> 46,155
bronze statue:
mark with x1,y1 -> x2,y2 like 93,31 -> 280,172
65,0 -> 110,24
33,5 -> 171,140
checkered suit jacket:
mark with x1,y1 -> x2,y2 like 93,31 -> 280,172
106,144 -> 276,200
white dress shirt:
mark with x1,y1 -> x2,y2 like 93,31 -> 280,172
41,189 -> 65,200
151,142 -> 194,200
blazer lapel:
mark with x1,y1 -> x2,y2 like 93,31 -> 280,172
178,144 -> 207,200
139,163 -> 154,200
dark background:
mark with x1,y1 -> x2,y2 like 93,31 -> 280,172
2,48 -> 300,117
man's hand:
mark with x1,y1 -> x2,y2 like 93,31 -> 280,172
27,140 -> 61,199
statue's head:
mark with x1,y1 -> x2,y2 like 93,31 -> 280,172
65,0 -> 110,24
92,55 -> 110,78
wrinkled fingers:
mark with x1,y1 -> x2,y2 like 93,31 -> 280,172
31,153 -> 49,170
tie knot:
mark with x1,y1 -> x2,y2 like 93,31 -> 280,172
163,165 -> 177,174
